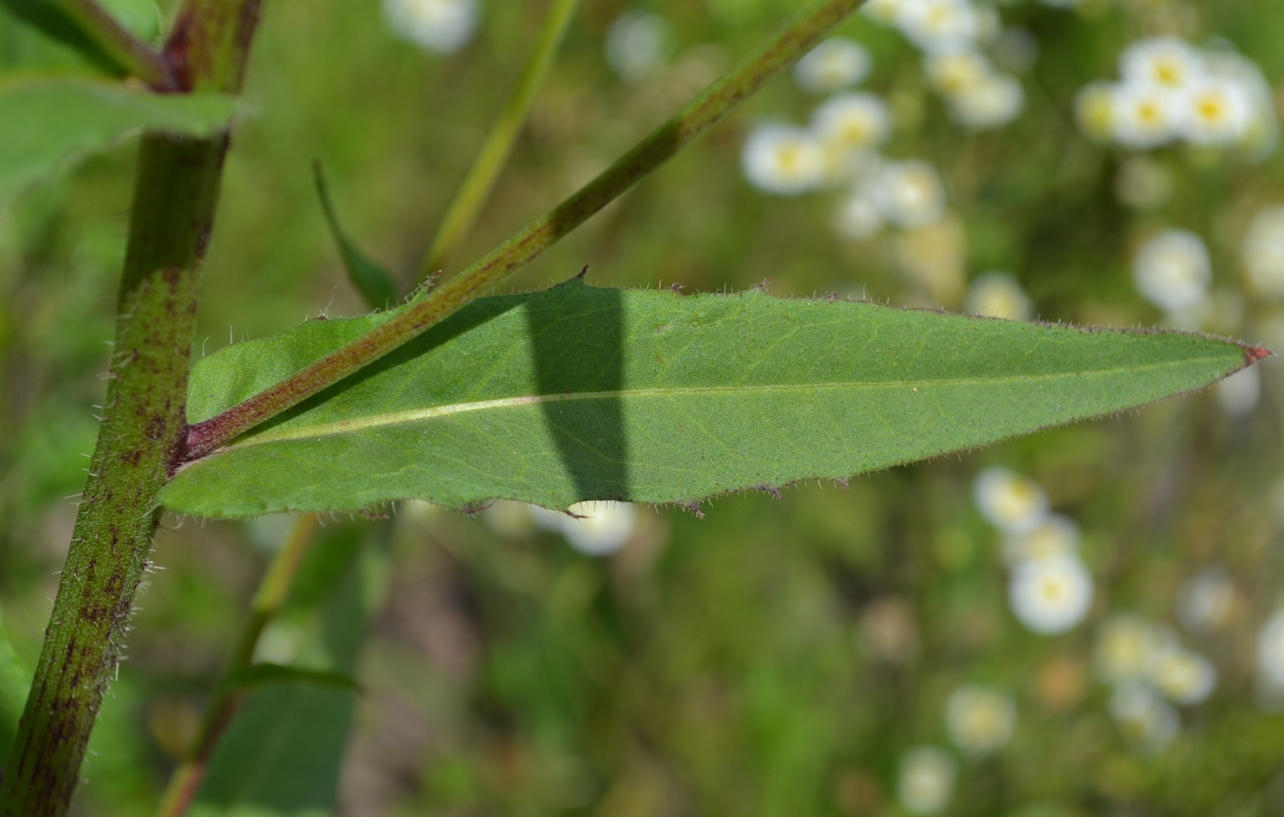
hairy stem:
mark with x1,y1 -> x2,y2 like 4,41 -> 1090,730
418,0 -> 580,282
155,515 -> 319,817
184,0 -> 863,460
56,0 -> 175,88
0,2 -> 263,814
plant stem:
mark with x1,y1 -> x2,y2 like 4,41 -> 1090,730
154,515 -> 319,817
54,0 -> 175,88
0,3 -> 263,814
418,0 -> 580,283
183,0 -> 863,461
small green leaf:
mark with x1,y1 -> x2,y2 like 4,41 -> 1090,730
0,609 -> 32,767
313,161 -> 399,311
224,663 -> 361,694
0,78 -> 238,203
163,279 -> 1259,518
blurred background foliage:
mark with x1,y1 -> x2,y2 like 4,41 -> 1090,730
4,0 -> 1284,814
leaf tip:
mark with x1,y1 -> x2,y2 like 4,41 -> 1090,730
1245,345 -> 1273,365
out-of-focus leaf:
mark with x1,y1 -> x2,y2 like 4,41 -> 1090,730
0,79 -> 238,202
313,161 -> 399,311
0,609 -> 31,767
163,278 -> 1261,518
192,524 -> 383,817
0,0 -> 120,75
225,663 -> 360,694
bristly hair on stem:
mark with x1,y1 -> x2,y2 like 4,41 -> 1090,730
181,0 -> 866,463
417,0 -> 581,283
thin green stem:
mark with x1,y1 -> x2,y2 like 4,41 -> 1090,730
55,0 -> 175,88
183,0 -> 863,461
0,2 -> 264,814
418,0 -> 580,283
154,515 -> 319,817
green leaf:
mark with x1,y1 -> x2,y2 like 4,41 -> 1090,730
0,0 -> 122,75
224,663 -> 361,694
0,609 -> 32,767
312,161 -> 399,311
162,279 -> 1259,518
0,78 -> 238,203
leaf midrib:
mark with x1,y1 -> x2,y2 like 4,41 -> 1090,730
211,355 -> 1223,454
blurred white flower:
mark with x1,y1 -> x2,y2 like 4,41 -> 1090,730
1119,38 -> 1202,93
923,50 -> 991,96
794,37 -> 872,94
605,11 -> 672,81
861,0 -> 911,25
945,686 -> 1017,757
1176,567 -> 1236,633
483,499 -> 534,537
1202,50 -> 1278,159
1002,515 -> 1078,568
948,71 -> 1024,130
560,501 -> 636,556
1241,207 -> 1284,299
384,0 -> 480,54
1179,78 -> 1254,146
812,93 -> 892,156
873,160 -> 947,228
1133,230 -> 1211,314
833,187 -> 885,242
974,467 -> 1048,534
1149,644 -> 1217,705
1216,365 -> 1260,416
741,124 -> 827,195
529,504 -> 567,531
897,746 -> 957,814
1257,611 -> 1284,690
1009,555 -> 1094,635
1111,82 -> 1178,148
1074,82 -> 1118,142
898,0 -> 981,54
1095,615 -> 1157,684
965,271 -> 1033,320
1114,156 -> 1173,211
1110,682 -> 1179,750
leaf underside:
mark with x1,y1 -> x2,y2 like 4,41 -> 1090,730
162,279 -> 1253,519
0,79 -> 238,203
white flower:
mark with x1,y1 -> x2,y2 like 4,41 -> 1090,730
1149,644 -> 1217,705
833,188 -> 885,242
1074,81 -> 1118,142
945,686 -> 1017,757
924,50 -> 991,96
1110,682 -> 1179,750
741,124 -> 827,195
1257,611 -> 1284,690
1133,230 -> 1211,314
1114,156 -> 1173,211
861,0 -> 912,25
898,0 -> 980,54
873,160 -> 947,228
1241,207 -> 1284,299
1002,515 -> 1078,568
1009,555 -> 1094,634
1216,366 -> 1260,416
1119,38 -> 1202,93
1095,615 -> 1158,684
897,746 -> 957,814
794,38 -> 872,94
812,93 -> 892,154
1176,568 -> 1236,633
1178,78 -> 1254,146
560,501 -> 635,556
605,12 -> 672,82
973,467 -> 1048,534
948,71 -> 1024,130
1202,50 -> 1278,159
384,0 -> 480,54
1111,82 -> 1178,148
966,271 -> 1033,320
